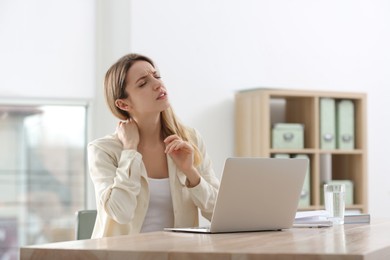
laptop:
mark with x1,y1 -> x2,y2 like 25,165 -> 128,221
164,157 -> 308,233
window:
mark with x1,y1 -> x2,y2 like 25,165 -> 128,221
0,103 -> 87,259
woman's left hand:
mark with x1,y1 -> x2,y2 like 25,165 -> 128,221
164,135 -> 201,187
164,135 -> 194,172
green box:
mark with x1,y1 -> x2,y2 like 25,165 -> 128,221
272,123 -> 304,149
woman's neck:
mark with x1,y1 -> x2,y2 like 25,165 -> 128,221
135,115 -> 163,146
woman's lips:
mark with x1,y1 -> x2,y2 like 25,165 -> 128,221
157,91 -> 167,100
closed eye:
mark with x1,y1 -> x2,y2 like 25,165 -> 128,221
138,80 -> 147,87
137,72 -> 161,87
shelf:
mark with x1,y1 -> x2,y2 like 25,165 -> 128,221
270,149 -> 317,154
235,89 -> 367,213
271,149 -> 364,155
318,150 -> 364,155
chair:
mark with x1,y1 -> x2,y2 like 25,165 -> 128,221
75,209 -> 97,240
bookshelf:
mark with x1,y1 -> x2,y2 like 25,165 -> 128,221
235,89 -> 367,213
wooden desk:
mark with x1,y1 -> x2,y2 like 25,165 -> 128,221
21,219 -> 390,260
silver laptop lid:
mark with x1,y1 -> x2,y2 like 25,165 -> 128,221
210,157 -> 308,233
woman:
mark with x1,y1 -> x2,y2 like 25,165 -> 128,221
88,53 -> 220,238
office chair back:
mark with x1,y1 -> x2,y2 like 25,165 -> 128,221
75,209 -> 97,240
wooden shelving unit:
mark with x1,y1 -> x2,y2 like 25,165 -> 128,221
235,89 -> 367,213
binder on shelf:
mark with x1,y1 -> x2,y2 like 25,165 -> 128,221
320,98 -> 336,150
319,154 -> 332,205
294,154 -> 310,207
336,100 -> 355,150
319,154 -> 332,184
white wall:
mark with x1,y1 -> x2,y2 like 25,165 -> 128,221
129,0 -> 390,217
0,0 -> 95,99
1,0 -> 389,218
87,0 -> 133,208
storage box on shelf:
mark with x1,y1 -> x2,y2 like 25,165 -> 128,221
235,88 -> 367,213
272,123 -> 304,149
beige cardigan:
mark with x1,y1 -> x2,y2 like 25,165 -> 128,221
88,129 -> 220,238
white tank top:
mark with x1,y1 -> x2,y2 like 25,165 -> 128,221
140,178 -> 174,233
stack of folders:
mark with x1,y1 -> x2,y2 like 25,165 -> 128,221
320,98 -> 355,150
293,210 -> 370,228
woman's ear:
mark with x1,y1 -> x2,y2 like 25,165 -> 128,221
115,99 -> 131,112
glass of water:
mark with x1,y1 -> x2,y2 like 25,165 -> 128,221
324,183 -> 346,225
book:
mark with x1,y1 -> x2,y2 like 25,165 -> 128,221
344,214 -> 371,224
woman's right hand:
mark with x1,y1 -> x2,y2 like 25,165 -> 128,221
116,119 -> 140,150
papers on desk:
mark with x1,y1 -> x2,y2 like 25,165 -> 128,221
294,210 -> 332,228
293,210 -> 371,228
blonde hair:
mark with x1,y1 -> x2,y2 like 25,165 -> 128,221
104,53 -> 202,165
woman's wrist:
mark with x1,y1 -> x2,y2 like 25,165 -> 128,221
184,167 -> 201,188
122,141 -> 138,150
123,145 -> 137,150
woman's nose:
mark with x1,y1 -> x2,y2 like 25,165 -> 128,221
152,79 -> 162,90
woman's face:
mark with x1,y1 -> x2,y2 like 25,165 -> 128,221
120,60 -> 169,118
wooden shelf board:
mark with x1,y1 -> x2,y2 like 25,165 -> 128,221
270,149 -> 364,155
270,149 -> 317,154
318,150 -> 364,155
238,88 -> 366,99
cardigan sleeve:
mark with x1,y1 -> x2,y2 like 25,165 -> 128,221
88,140 -> 146,224
186,129 -> 220,221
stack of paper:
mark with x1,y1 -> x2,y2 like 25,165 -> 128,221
294,210 -> 332,227
294,210 -> 371,228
